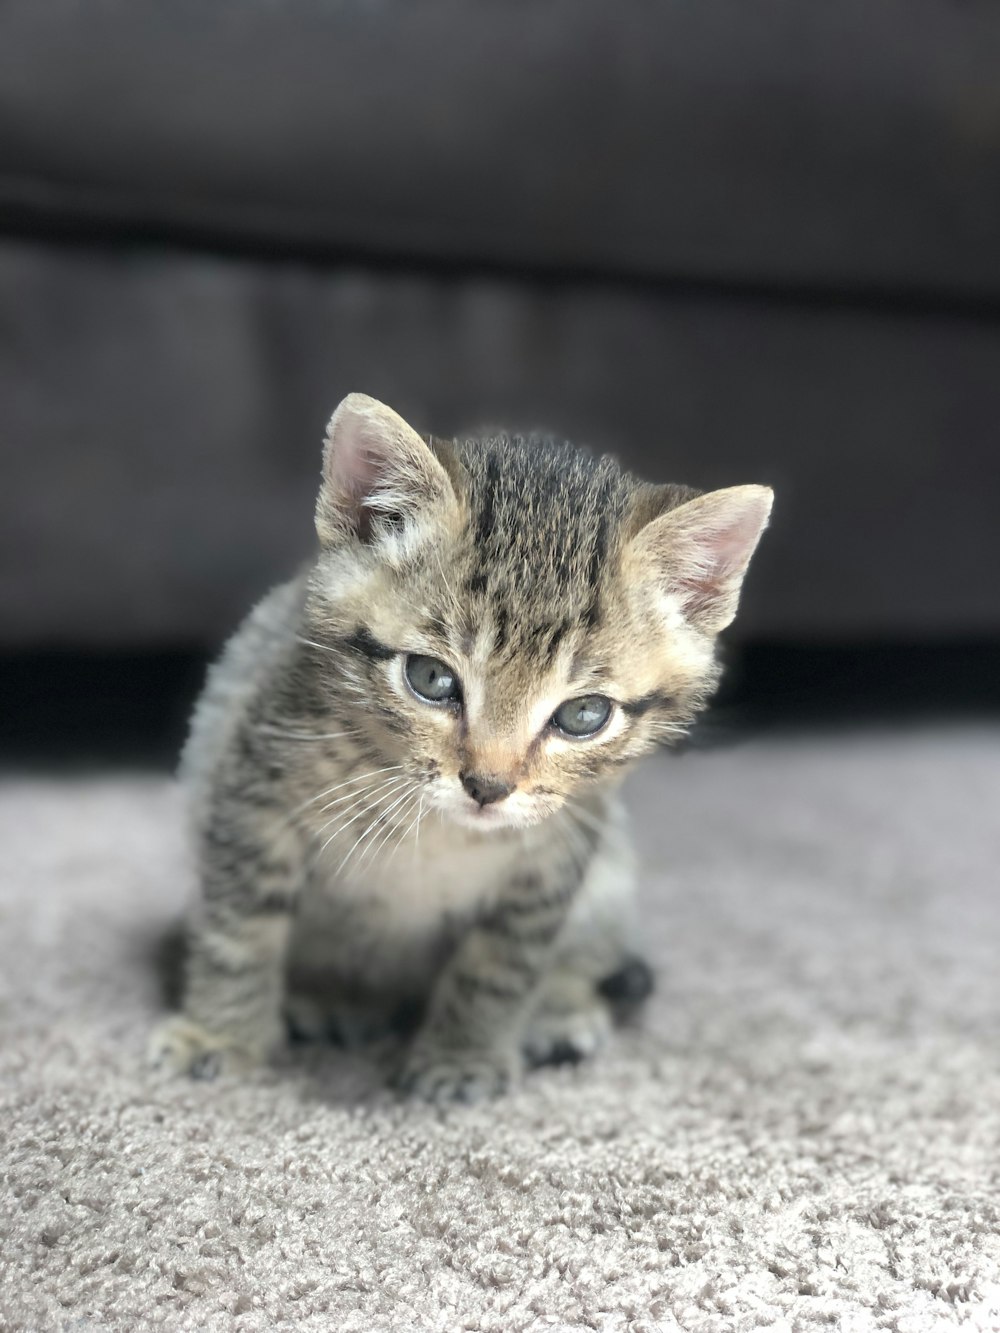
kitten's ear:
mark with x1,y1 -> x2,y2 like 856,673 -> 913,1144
631,485 -> 774,634
316,393 -> 458,550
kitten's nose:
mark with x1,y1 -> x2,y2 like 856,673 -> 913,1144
460,772 -> 513,807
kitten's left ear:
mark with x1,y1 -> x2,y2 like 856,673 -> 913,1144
631,485 -> 774,634
317,393 -> 459,551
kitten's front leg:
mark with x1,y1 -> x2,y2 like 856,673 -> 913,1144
395,867 -> 578,1103
149,808 -> 301,1079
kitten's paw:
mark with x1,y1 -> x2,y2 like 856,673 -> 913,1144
597,955 -> 655,1013
393,1043 -> 519,1104
521,999 -> 612,1068
147,1016 -> 267,1080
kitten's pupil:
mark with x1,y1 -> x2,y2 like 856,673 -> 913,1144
405,654 -> 462,705
552,695 -> 612,738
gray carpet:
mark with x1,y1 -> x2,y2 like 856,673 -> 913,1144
2,727 -> 999,1331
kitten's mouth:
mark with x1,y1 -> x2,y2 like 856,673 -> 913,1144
445,799 -> 551,833
431,779 -> 556,832
450,803 -> 515,831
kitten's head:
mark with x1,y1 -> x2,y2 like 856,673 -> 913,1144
305,394 -> 773,831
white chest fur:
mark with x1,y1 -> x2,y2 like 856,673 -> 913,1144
289,811 -> 528,994
318,811 -> 522,928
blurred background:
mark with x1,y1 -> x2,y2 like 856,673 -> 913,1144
2,0 -> 999,768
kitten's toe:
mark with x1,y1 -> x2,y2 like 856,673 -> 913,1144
147,1016 -> 265,1080
522,1000 -> 612,1068
393,1044 -> 519,1104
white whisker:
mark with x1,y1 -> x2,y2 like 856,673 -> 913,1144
359,789 -> 423,874
294,634 -> 340,656
256,724 -> 354,742
396,788 -> 428,872
315,773 -> 410,844
314,768 -> 407,818
266,763 -> 404,856
411,789 -> 426,863
554,812 -> 590,880
344,783 -> 420,875
562,800 -> 606,838
312,776 -> 412,864
298,765 -> 404,818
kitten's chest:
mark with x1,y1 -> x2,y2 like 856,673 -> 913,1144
292,817 -> 521,994
310,815 -> 518,935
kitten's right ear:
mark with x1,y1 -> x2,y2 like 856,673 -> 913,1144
316,394 -> 458,552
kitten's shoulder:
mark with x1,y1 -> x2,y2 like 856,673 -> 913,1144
179,572 -> 309,797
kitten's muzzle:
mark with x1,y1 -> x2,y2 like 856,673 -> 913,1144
460,772 -> 514,807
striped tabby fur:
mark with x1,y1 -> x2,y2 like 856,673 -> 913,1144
150,394 -> 773,1101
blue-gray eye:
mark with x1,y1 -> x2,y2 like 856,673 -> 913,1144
551,694 -> 612,738
404,654 -> 462,705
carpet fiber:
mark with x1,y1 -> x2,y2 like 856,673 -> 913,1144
2,728 -> 999,1331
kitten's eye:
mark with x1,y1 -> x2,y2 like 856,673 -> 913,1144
551,694 -> 613,738
404,654 -> 462,705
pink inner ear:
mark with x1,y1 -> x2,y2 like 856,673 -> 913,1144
330,419 -> 386,502
325,406 -> 408,541
668,491 -> 772,618
674,566 -> 720,620
700,514 -> 756,576
342,452 -> 384,540
318,393 -> 444,548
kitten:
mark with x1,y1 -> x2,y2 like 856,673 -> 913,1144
150,393 -> 772,1102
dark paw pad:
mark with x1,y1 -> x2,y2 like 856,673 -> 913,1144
536,1038 -> 585,1068
190,1050 -> 223,1081
598,956 -> 655,1009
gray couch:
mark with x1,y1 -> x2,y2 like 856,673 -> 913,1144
3,1 -> 999,648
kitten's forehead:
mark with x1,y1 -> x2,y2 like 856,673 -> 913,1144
447,434 -> 631,661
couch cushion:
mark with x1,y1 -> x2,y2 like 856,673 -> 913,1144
1,0 -> 999,298
4,238 -> 1000,647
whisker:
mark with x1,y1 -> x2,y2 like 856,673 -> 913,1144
393,787 -> 428,873
313,775 -> 412,858
562,800 -> 607,838
255,724 -> 355,743
294,633 -> 341,657
411,790 -> 426,863
559,806 -> 604,881
381,785 -> 427,863
387,793 -> 426,870
309,767 -> 410,837
298,765 -> 404,818
356,790 -> 422,875
554,813 -> 590,880
261,763 -> 402,860
305,782 -> 411,876
318,775 -> 415,868
314,768 -> 407,818
342,783 -> 419,875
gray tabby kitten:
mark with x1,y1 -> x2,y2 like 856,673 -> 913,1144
150,393 -> 772,1102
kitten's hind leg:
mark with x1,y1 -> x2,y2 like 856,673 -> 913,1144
521,969 -> 612,1067
597,954 -> 655,1017
521,956 -> 654,1067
